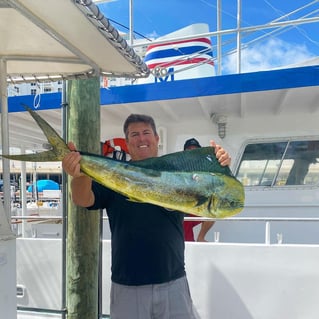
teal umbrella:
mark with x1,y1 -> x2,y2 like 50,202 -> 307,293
27,179 -> 59,192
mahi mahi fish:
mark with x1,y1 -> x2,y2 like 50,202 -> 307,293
2,107 -> 245,218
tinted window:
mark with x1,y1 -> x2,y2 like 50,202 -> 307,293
236,140 -> 319,186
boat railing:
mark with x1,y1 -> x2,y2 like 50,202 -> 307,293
185,216 -> 319,244
11,215 -> 319,245
13,216 -> 319,318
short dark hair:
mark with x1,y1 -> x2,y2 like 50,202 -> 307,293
123,114 -> 158,138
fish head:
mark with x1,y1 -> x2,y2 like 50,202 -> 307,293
207,174 -> 245,218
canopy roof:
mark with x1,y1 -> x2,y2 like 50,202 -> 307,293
0,0 -> 149,217
0,0 -> 149,82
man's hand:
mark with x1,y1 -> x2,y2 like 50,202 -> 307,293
62,142 -> 84,178
210,140 -> 231,166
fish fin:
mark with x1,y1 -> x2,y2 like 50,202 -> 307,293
131,147 -> 233,176
195,196 -> 210,207
1,105 -> 69,162
2,150 -> 63,162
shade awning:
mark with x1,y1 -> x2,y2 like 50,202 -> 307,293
0,0 -> 150,219
0,0 -> 149,82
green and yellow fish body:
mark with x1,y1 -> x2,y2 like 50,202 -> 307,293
2,107 -> 245,218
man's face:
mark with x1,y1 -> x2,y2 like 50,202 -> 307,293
126,122 -> 159,161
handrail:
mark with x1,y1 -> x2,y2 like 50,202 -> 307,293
183,216 -> 319,222
11,215 -> 62,220
12,215 -> 319,245
17,306 -> 66,315
12,215 -> 319,222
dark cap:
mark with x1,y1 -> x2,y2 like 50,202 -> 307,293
183,138 -> 201,150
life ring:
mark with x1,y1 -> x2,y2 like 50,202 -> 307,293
102,138 -> 129,161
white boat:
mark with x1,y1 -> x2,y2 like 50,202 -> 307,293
1,2 -> 319,319
8,64 -> 319,319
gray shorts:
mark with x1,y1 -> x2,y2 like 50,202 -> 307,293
110,275 -> 201,319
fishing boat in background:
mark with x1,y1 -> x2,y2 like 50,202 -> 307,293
10,66 -> 319,319
1,1 -> 319,319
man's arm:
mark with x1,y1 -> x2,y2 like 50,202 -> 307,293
196,221 -> 215,242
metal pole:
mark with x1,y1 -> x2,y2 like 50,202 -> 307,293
236,0 -> 242,73
61,80 -> 67,319
20,148 -> 27,237
217,0 -> 222,75
0,59 -> 11,220
129,0 -> 134,46
265,221 -> 271,245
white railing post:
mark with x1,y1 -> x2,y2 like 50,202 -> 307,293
265,221 -> 271,244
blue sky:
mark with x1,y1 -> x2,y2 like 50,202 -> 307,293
97,0 -> 319,74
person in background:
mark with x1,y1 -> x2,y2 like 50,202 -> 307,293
62,115 -> 231,319
183,138 -> 215,242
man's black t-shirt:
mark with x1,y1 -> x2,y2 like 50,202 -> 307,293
88,181 -> 186,286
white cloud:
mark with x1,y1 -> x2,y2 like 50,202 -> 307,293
145,30 -> 160,39
222,38 -> 315,74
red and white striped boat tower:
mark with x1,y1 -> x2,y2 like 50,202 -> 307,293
140,23 -> 215,83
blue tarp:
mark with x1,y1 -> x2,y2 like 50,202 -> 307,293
27,179 -> 59,192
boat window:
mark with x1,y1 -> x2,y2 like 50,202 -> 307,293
236,140 -> 319,186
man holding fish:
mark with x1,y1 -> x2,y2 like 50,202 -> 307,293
62,113 -> 231,319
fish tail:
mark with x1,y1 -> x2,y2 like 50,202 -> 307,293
1,105 -> 69,162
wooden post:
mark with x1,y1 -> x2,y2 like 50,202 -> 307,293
66,77 -> 101,319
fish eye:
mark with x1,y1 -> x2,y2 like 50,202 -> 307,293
192,174 -> 200,182
229,201 -> 236,208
